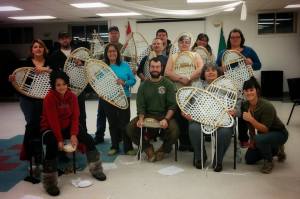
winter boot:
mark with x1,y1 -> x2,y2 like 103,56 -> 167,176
86,150 -> 106,181
42,159 -> 60,196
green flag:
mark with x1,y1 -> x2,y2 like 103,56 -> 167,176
218,27 -> 226,55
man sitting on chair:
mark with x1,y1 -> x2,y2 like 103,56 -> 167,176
127,57 -> 179,162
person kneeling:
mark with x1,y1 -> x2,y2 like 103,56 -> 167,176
127,57 -> 179,162
40,71 -> 106,196
242,77 -> 288,174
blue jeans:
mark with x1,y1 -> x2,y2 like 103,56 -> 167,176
95,98 -> 107,138
245,131 -> 288,163
189,121 -> 233,164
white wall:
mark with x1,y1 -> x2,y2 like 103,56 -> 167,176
1,11 -> 299,91
136,20 -> 205,44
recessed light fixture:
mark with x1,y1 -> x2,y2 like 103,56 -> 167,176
0,6 -> 23,11
96,12 -> 141,17
70,2 -> 109,8
8,16 -> 56,20
284,4 -> 300,8
224,7 -> 235,12
187,0 -> 239,3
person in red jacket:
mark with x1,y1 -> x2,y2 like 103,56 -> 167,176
40,71 -> 106,196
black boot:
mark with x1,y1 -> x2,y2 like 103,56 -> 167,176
42,159 -> 60,196
86,150 -> 106,181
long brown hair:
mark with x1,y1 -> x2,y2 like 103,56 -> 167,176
29,39 -> 48,58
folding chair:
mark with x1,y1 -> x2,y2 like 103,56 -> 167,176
286,78 -> 300,125
138,118 -> 178,161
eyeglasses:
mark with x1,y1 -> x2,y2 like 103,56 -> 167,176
179,40 -> 191,44
230,36 -> 241,39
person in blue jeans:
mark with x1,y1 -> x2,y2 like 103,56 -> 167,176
182,63 -> 240,172
216,28 -> 262,148
242,77 -> 288,174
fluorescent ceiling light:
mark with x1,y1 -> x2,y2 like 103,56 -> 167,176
187,0 -> 239,3
285,4 -> 300,8
70,2 -> 109,8
0,6 -> 23,11
8,16 -> 56,20
97,12 -> 141,17
224,7 -> 235,11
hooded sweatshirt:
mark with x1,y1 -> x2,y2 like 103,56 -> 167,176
40,89 -> 79,142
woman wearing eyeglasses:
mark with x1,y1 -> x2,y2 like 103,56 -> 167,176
216,28 -> 262,149
165,34 -> 203,151
216,28 -> 261,70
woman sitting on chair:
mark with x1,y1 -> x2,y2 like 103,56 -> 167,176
182,63 -> 239,172
41,71 -> 106,196
242,77 -> 288,174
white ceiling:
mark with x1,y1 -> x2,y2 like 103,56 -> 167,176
0,0 -> 299,24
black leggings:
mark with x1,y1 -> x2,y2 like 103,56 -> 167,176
42,126 -> 95,160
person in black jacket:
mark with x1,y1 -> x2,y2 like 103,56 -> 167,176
8,39 -> 52,182
48,32 -> 88,134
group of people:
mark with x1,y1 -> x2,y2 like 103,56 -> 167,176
9,26 -> 288,196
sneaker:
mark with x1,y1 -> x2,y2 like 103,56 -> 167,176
107,148 -> 119,156
240,141 -> 249,148
214,164 -> 223,172
261,160 -> 274,174
144,145 -> 156,162
125,149 -> 138,156
277,145 -> 286,162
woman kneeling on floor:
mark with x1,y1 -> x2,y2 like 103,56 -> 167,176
242,77 -> 288,174
40,71 -> 106,196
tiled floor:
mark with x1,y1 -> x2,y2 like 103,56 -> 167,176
0,99 -> 299,199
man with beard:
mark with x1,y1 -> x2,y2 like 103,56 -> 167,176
48,32 -> 88,135
137,38 -> 168,81
127,57 -> 179,162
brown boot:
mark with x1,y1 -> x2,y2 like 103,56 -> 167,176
144,145 -> 156,162
155,145 -> 165,161
277,145 -> 286,162
261,160 -> 274,174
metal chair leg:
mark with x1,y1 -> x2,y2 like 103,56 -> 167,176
175,140 -> 178,162
73,152 -> 76,174
234,130 -> 237,170
287,103 -> 296,125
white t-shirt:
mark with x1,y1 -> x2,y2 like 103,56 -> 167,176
61,48 -> 71,57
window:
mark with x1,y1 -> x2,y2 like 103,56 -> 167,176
0,27 -> 33,44
258,12 -> 297,34
70,23 -> 108,44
